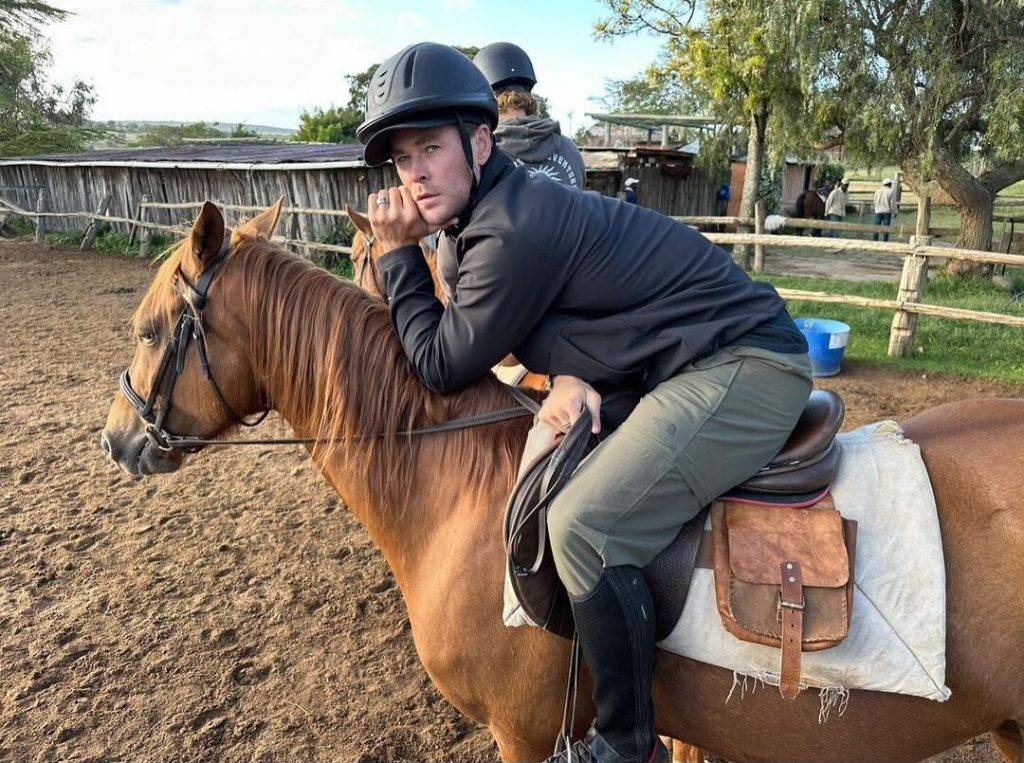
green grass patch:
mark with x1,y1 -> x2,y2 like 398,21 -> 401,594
1001,180 -> 1024,198
45,228 -> 172,256
320,254 -> 354,280
46,230 -> 86,246
757,271 -> 1024,383
2,215 -> 36,236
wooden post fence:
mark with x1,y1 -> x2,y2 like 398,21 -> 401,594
127,194 -> 148,248
887,196 -> 932,358
80,194 -> 113,251
753,200 -> 766,274
138,194 -> 153,258
34,189 -> 47,243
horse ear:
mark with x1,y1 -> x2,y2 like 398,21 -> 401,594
345,205 -> 373,237
189,201 -> 226,271
237,196 -> 284,241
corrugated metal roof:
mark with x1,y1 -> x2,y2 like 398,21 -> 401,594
1,143 -> 366,166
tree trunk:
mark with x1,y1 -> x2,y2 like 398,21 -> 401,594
735,102 -> 768,270
950,206 -> 995,276
930,151 -> 994,276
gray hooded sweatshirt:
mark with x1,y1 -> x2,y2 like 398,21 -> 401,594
494,116 -> 586,189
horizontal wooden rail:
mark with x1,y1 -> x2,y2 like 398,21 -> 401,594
777,288 -> 1024,328
141,200 -> 355,218
0,197 -> 354,255
703,232 -> 1024,267
672,215 -> 961,238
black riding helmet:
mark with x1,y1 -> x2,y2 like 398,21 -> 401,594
474,42 -> 537,93
356,42 -> 498,167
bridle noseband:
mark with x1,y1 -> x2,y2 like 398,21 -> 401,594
119,236 -> 534,452
119,237 -> 270,452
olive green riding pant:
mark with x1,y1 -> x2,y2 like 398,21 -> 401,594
547,345 -> 813,597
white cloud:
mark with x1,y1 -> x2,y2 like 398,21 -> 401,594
396,12 -> 425,28
43,0 -> 665,132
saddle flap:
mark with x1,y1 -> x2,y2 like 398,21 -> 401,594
726,504 -> 849,587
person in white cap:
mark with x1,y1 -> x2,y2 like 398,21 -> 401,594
825,178 -> 850,237
623,177 -> 639,204
873,178 -> 895,241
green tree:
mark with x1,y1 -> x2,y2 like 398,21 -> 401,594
598,0 -> 826,268
294,105 -> 361,143
343,63 -> 376,113
230,123 -> 258,138
594,65 -> 733,169
0,1 -> 97,155
599,66 -> 701,115
301,46 -> 485,145
129,122 -> 223,147
0,0 -> 65,29
819,0 -> 1024,272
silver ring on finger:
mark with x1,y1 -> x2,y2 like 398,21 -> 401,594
376,196 -> 390,207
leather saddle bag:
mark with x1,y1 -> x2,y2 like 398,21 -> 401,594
711,495 -> 857,699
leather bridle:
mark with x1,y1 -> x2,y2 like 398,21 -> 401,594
119,236 -> 534,452
119,238 -> 270,452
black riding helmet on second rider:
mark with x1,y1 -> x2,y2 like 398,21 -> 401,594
473,41 -> 538,94
356,42 -> 498,175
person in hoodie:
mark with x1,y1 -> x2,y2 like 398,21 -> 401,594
357,42 -> 811,763
474,42 -> 586,189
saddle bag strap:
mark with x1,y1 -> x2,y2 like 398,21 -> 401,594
779,561 -> 805,700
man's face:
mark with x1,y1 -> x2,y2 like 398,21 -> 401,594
390,124 -> 491,227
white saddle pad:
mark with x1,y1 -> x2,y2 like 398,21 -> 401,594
503,421 -> 951,704
660,420 -> 950,702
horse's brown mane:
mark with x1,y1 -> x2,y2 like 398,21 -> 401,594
227,235 -> 528,508
131,245 -> 188,336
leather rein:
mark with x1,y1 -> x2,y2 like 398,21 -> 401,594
119,237 -> 534,452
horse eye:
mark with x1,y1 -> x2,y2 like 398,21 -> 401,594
139,331 -> 157,346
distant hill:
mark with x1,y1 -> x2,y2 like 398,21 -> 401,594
88,120 -> 295,137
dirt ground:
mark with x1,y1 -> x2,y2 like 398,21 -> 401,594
1,239 -> 1020,763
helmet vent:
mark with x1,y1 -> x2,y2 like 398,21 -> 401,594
373,68 -> 389,102
403,49 -> 417,88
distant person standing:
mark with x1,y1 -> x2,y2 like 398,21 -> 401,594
873,178 -> 895,241
825,178 -> 850,237
623,177 -> 640,204
474,42 -> 586,189
715,182 -> 731,216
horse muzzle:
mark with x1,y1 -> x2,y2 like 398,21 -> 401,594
100,425 -> 184,477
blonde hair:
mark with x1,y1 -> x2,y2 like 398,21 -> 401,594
497,90 -> 538,117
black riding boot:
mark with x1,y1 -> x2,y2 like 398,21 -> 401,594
547,566 -> 668,763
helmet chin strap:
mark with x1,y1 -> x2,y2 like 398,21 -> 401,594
450,112 -> 483,231
455,113 -> 480,197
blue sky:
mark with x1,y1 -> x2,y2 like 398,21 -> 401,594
46,0 -> 668,135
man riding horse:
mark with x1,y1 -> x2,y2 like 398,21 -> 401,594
357,42 -> 812,763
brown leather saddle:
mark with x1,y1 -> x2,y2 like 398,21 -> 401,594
503,389 -> 847,641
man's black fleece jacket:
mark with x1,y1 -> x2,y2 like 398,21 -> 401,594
378,151 -> 806,394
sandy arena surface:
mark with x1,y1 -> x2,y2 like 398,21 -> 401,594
2,239 -> 1020,762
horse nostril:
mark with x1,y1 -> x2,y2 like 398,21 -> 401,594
99,432 -> 112,456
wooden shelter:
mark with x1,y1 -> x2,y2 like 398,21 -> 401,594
581,144 -> 720,217
0,137 -> 723,237
726,157 -> 820,216
0,143 -> 399,241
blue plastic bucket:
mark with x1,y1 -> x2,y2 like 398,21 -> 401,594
794,318 -> 851,377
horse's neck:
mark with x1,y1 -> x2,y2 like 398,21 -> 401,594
244,262 -> 513,589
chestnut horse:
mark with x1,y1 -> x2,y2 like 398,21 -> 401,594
101,201 -> 1024,763
345,206 -> 548,393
